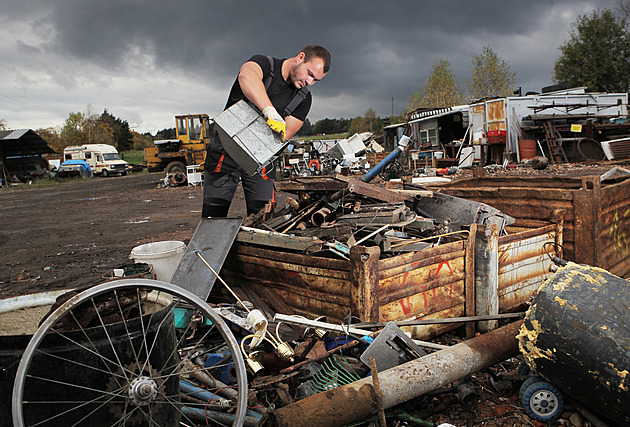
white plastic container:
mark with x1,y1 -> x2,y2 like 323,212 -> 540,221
130,241 -> 186,282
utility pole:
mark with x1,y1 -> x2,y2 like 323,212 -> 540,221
391,97 -> 394,117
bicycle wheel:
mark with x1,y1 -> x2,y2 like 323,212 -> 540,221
12,278 -> 248,427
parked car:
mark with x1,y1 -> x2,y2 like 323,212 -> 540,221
56,160 -> 93,179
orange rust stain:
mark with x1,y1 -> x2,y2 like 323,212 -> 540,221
423,293 -> 428,309
403,271 -> 410,286
399,297 -> 412,315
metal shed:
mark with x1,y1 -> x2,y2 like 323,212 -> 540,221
0,129 -> 55,182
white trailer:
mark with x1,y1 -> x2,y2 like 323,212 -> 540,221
469,87 -> 629,162
63,144 -> 129,176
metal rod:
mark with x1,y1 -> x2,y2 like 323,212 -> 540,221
352,224 -> 390,246
194,250 -> 250,313
273,314 -> 446,350
354,312 -> 525,329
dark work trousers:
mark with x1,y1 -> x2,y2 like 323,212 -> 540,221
202,169 -> 275,217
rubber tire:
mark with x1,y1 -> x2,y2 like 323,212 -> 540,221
102,169 -> 109,177
121,171 -> 127,176
519,376 -> 540,401
165,161 -> 186,174
521,380 -> 564,421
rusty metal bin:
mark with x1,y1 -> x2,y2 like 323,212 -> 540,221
220,221 -> 561,341
427,175 -> 630,278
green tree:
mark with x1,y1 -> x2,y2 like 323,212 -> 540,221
313,118 -> 350,135
60,112 -> 87,148
364,109 -> 378,132
98,109 -> 133,151
132,131 -> 153,150
407,58 -> 464,111
553,9 -> 630,92
297,118 -> 313,137
36,127 -> 63,153
155,128 -> 175,140
348,116 -> 367,135
468,46 -> 517,100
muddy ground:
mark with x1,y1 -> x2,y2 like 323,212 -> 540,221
1,173 -> 215,299
0,166 -> 619,426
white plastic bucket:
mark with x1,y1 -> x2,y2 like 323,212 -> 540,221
130,241 -> 186,282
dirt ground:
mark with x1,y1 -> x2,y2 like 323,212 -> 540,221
0,173 -> 215,299
0,165 -> 621,426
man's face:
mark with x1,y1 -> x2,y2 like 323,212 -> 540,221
289,55 -> 326,89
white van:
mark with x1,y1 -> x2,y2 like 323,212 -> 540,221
63,144 -> 129,177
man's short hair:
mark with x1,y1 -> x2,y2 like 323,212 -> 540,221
301,45 -> 331,73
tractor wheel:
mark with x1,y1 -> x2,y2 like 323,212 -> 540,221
165,161 -> 186,174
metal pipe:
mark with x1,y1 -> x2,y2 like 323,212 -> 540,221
361,146 -> 404,183
271,320 -> 523,427
181,405 -> 264,427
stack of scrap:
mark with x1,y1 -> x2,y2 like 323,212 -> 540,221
238,174 -> 514,259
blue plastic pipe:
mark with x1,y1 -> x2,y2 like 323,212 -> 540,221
361,146 -> 404,183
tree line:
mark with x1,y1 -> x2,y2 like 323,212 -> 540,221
35,107 -> 144,154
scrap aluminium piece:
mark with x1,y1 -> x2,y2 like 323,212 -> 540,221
517,262 -> 630,425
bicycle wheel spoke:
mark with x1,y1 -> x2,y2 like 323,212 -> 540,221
90,297 -> 130,383
24,383 -> 121,427
113,289 -> 142,372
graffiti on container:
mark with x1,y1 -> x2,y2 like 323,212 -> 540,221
609,208 -> 630,258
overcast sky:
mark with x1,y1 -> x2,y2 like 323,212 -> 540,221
0,0 -> 619,134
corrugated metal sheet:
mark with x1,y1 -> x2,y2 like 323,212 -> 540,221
498,226 -> 556,311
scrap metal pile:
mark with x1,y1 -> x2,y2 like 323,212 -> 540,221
237,174 -> 514,260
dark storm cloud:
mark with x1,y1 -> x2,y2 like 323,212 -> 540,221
0,0 -> 619,128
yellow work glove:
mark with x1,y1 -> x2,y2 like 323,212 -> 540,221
262,106 -> 286,141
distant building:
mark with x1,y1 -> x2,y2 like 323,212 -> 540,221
0,129 -> 55,182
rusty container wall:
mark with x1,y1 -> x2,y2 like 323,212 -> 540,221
598,178 -> 630,277
221,221 -> 559,341
498,224 -> 557,312
377,241 -> 467,340
431,176 -> 630,278
221,245 -> 353,322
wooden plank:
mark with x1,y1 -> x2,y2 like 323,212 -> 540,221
378,240 -> 465,272
379,257 -> 465,294
380,273 -> 466,305
231,243 -> 349,271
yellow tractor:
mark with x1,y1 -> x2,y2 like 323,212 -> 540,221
145,114 -> 211,174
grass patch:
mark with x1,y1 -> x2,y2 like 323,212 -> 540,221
121,150 -> 145,164
299,133 -> 348,142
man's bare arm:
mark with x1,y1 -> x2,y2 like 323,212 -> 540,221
285,116 -> 303,141
238,61 -> 273,111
